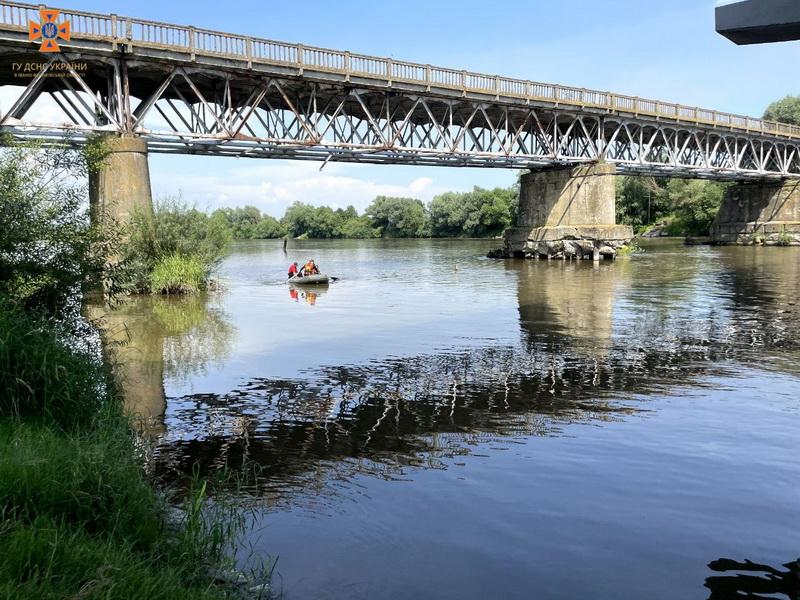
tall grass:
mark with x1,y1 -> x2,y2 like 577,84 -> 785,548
0,300 -> 111,431
120,197 -> 230,294
150,253 -> 207,294
0,422 -> 251,599
0,301 -> 265,599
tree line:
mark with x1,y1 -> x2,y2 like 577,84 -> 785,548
216,177 -> 723,240
211,185 -> 518,240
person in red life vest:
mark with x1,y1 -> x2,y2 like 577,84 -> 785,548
287,261 -> 299,278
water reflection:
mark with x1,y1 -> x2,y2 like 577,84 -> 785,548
705,557 -> 799,599
145,245 -> 800,509
288,284 -> 329,305
95,241 -> 800,598
512,259 -> 631,351
89,294 -> 235,433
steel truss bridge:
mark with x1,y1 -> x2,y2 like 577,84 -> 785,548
0,1 -> 798,180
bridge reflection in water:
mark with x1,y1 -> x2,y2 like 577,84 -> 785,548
88,294 -> 236,435
705,557 -> 799,600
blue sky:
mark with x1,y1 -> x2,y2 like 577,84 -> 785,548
48,0 -> 800,215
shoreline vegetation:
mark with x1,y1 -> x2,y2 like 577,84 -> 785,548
0,140 -> 271,599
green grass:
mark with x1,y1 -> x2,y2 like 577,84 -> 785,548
149,253 -> 207,295
0,300 -> 261,599
0,517 -> 225,600
0,301 -> 111,431
0,423 -> 231,600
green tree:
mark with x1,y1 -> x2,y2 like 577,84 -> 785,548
254,214 -> 286,238
429,186 -> 517,237
429,191 -> 467,237
616,176 -> 726,235
211,205 -> 283,239
338,215 -> 380,238
282,201 -> 314,237
366,196 -> 428,237
615,176 -> 662,229
0,139 -> 112,309
663,179 -> 726,236
335,205 -> 359,222
763,95 -> 800,125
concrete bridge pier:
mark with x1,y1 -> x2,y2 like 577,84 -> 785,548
89,136 -> 153,225
710,179 -> 800,245
502,163 -> 633,260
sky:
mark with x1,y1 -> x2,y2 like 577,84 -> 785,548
14,0 -> 800,216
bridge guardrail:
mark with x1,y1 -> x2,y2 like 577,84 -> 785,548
1,0 -> 799,140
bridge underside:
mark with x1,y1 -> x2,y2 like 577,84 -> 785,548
1,50 -> 799,180
716,0 -> 800,45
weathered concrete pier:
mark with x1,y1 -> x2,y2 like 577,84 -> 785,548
88,136 -> 153,224
711,179 -> 800,245
502,163 -> 633,260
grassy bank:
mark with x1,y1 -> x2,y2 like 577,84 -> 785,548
0,302 -> 249,599
0,139 -> 266,597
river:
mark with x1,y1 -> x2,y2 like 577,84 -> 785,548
99,239 -> 800,600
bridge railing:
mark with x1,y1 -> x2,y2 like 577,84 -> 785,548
2,0 -> 799,140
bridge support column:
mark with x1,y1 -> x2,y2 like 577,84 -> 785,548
710,179 -> 800,245
501,163 -> 633,259
89,136 -> 153,225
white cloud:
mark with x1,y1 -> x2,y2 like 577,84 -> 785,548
149,158 -> 450,216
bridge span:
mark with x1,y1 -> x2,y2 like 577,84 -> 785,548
0,1 -> 798,179
0,1 -> 798,252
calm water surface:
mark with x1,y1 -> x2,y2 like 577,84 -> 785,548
105,239 -> 800,600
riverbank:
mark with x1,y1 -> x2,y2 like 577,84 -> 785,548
0,302 -> 257,599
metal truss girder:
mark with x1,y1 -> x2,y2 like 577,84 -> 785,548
2,62 -> 799,180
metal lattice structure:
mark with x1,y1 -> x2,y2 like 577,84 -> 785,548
0,1 -> 798,179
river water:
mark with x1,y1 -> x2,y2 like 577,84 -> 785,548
102,239 -> 800,600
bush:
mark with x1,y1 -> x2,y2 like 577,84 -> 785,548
121,197 -> 230,294
150,254 -> 207,295
0,301 -> 113,431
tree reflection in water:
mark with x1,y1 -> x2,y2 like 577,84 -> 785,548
705,557 -> 799,599
88,293 -> 236,434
